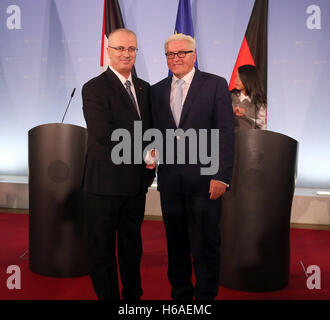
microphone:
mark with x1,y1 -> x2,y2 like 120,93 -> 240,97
61,88 -> 76,123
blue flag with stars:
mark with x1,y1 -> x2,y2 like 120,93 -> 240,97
169,0 -> 198,75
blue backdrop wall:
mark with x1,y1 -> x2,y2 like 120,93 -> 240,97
0,0 -> 329,188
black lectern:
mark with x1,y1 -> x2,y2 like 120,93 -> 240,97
219,129 -> 298,292
28,123 -> 88,277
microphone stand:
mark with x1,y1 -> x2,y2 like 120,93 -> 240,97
61,88 -> 76,123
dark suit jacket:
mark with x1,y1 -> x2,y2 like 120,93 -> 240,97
82,67 -> 154,196
151,68 -> 235,195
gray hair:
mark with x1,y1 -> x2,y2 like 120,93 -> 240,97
108,28 -> 137,44
164,34 -> 196,52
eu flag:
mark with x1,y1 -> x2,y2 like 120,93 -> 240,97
172,0 -> 198,68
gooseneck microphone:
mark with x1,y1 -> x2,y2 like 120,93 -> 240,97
61,88 -> 76,123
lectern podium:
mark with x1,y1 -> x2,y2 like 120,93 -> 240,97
219,129 -> 298,292
28,123 -> 88,277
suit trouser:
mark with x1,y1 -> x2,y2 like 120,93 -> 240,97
160,192 -> 222,300
85,192 -> 146,300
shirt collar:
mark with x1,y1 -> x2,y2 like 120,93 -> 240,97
109,65 -> 133,86
239,91 -> 251,102
172,67 -> 195,85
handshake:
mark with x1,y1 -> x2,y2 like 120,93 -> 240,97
144,149 -> 159,170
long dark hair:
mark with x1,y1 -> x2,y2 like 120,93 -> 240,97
232,64 -> 266,105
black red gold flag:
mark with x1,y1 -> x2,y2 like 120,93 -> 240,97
229,0 -> 268,97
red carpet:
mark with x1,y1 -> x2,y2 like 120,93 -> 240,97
0,213 -> 329,300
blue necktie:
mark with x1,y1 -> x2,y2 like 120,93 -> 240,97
125,80 -> 140,118
172,79 -> 185,126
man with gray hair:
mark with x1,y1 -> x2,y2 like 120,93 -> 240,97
151,33 -> 235,300
82,28 -> 154,300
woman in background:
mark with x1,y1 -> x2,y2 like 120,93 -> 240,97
231,64 -> 267,130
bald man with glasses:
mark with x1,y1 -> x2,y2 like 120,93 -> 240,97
82,28 -> 154,300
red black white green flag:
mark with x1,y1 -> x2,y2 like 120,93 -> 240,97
228,0 -> 268,97
100,0 -> 136,76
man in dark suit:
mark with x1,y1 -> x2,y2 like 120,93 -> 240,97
150,34 -> 235,300
82,28 -> 154,300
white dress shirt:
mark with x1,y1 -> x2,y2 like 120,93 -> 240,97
237,91 -> 267,130
170,67 -> 196,111
109,65 -> 139,111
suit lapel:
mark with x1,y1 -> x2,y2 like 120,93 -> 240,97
105,67 -> 140,120
105,67 -> 124,94
161,76 -> 177,128
179,69 -> 203,126
132,77 -> 145,120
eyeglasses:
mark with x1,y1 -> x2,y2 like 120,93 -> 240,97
165,50 -> 193,59
108,46 -> 138,54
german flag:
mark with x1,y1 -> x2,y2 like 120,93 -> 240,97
228,0 -> 268,97
100,0 -> 137,76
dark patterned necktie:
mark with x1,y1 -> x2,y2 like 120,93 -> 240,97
125,80 -> 141,118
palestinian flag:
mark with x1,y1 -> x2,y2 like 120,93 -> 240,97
228,0 -> 268,97
100,0 -> 136,76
